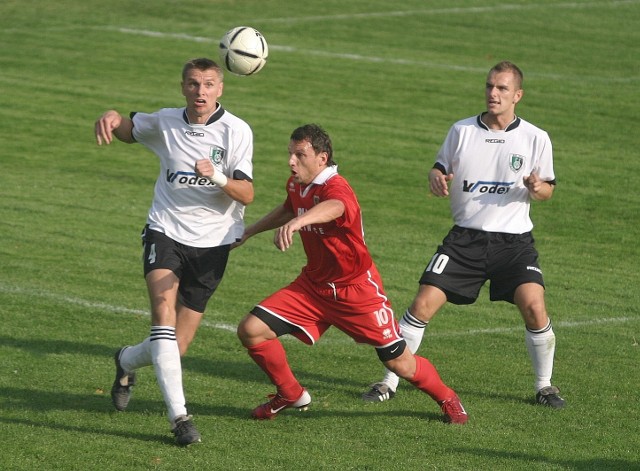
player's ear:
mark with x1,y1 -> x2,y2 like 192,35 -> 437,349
514,88 -> 523,104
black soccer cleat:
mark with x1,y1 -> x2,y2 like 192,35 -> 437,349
111,347 -> 136,411
172,415 -> 202,446
361,382 -> 396,402
536,385 -> 566,409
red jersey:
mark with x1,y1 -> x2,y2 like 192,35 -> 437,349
283,167 -> 373,284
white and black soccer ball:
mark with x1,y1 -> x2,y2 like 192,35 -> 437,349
219,26 -> 269,76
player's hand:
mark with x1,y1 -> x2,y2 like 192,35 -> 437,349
195,159 -> 214,179
429,169 -> 454,197
274,220 -> 300,251
523,172 -> 543,194
95,111 -> 122,145
231,235 -> 247,250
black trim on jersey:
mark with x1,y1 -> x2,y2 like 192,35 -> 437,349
433,162 -> 447,174
477,113 -> 521,132
232,169 -> 253,182
181,105 -> 225,126
127,111 -> 137,142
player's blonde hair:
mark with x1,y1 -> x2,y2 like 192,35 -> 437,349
182,58 -> 224,81
489,61 -> 524,89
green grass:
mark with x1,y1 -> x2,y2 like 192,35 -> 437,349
1,0 -> 639,469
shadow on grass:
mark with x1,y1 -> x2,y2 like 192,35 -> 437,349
1,334 -> 384,391
1,334 -> 459,425
450,446 -> 637,471
0,415 -> 176,446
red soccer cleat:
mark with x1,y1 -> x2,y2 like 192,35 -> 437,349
251,388 -> 312,420
439,393 -> 469,424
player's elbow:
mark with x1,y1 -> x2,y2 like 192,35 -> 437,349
241,190 -> 255,206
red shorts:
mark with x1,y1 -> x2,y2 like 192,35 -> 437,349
255,265 -> 402,347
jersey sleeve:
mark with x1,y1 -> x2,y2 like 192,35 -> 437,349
535,131 -> 555,184
322,176 -> 359,228
130,112 -> 160,143
228,120 -> 254,180
434,124 -> 459,174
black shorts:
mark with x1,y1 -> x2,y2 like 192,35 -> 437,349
141,225 -> 230,313
418,225 -> 545,305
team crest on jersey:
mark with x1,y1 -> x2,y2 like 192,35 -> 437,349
313,196 -> 320,205
509,154 -> 525,173
208,146 -> 226,165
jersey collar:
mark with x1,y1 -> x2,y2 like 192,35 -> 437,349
477,113 -> 521,132
182,104 -> 226,126
311,165 -> 339,185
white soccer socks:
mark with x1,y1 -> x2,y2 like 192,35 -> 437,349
525,321 -> 556,392
382,310 -> 428,391
150,326 -> 188,423
119,337 -> 152,372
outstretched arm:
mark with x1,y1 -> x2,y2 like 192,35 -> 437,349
95,110 -> 135,145
233,204 -> 296,249
274,199 -> 345,251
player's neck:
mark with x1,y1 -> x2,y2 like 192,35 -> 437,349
481,111 -> 516,131
186,104 -> 219,125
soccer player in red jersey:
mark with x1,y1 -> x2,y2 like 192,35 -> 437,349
234,124 -> 467,424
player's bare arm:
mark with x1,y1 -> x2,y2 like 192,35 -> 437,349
233,204 -> 295,250
274,199 -> 345,252
194,159 -> 254,205
429,168 -> 454,197
523,172 -> 554,201
95,110 -> 135,145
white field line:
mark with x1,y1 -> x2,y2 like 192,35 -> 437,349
95,25 -> 639,84
249,0 -> 640,23
1,283 -> 637,339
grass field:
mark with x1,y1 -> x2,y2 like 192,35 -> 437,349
1,0 -> 639,469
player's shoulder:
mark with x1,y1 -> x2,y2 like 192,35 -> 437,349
449,115 -> 479,132
155,107 -> 184,117
515,116 -> 551,139
218,107 -> 252,132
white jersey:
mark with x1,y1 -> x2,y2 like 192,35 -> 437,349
435,114 -> 555,234
132,105 -> 253,247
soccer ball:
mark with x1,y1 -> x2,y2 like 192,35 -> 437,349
219,26 -> 269,76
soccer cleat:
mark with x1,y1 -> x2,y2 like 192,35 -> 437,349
251,388 -> 311,420
361,382 -> 396,403
172,415 -> 202,446
110,347 -> 136,411
439,394 -> 469,424
536,385 -> 566,409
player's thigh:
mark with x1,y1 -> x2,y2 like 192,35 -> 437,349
409,284 -> 448,322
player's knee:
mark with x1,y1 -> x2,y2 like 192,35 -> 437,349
375,339 -> 406,362
236,314 -> 257,346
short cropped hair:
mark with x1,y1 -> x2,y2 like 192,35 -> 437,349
290,124 -> 336,167
489,61 -> 524,89
182,58 -> 224,81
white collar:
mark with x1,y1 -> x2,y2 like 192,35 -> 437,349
311,166 -> 338,185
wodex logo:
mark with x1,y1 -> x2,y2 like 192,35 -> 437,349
166,170 -> 215,186
462,180 -> 514,194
